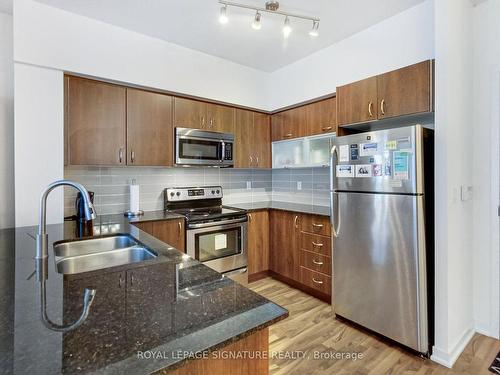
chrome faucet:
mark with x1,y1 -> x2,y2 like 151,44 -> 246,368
35,179 -> 97,332
36,180 -> 96,260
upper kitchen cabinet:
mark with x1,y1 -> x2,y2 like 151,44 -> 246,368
67,76 -> 126,165
336,60 -> 433,127
272,106 -> 307,141
377,60 -> 432,119
235,109 -> 270,168
126,89 -> 173,166
306,97 -> 337,136
206,103 -> 235,133
173,97 -> 234,133
337,76 -> 378,126
173,97 -> 207,129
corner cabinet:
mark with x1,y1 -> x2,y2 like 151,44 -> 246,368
234,109 -> 271,168
337,60 -> 433,127
271,97 -> 337,141
66,76 -> 173,167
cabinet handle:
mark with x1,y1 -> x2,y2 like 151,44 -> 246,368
322,126 -> 333,132
368,101 -> 374,117
380,99 -> 386,115
312,241 -> 324,247
119,148 -> 123,163
285,133 -> 293,138
312,277 -> 323,284
249,155 -> 253,166
131,150 -> 135,163
130,274 -> 134,286
312,259 -> 324,265
119,274 -> 123,288
248,213 -> 252,221
255,155 -> 259,166
201,116 -> 205,128
294,215 -> 299,229
312,223 -> 324,228
178,221 -> 182,238
210,118 -> 214,128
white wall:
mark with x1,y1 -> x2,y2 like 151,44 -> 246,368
268,0 -> 435,109
431,0 -> 475,368
0,11 -> 14,229
13,0 -> 270,110
14,64 -> 64,227
472,0 -> 500,340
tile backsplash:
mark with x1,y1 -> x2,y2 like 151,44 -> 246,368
64,166 -> 329,217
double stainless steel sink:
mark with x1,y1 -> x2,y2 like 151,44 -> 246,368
53,235 -> 157,275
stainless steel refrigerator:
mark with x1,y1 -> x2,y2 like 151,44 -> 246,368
329,125 -> 434,354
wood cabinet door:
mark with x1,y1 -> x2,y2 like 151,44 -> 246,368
337,76 -> 378,126
306,97 -> 337,136
173,97 -> 206,129
207,103 -> 234,133
253,112 -> 271,168
269,210 -> 300,281
67,77 -> 126,165
271,111 -> 285,141
152,219 -> 185,252
377,60 -> 432,119
127,89 -> 173,166
247,210 -> 269,276
132,221 -> 154,235
288,106 -> 308,139
234,109 -> 254,168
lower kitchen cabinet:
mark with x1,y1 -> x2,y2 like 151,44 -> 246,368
247,210 -> 269,281
132,219 -> 185,252
269,210 -> 300,281
265,209 -> 332,302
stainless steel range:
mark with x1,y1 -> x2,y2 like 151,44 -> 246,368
164,186 -> 247,274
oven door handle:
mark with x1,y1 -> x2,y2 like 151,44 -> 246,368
187,216 -> 247,229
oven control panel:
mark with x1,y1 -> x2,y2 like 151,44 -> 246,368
165,186 -> 223,202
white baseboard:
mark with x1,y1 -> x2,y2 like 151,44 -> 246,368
475,321 -> 500,339
431,327 -> 475,368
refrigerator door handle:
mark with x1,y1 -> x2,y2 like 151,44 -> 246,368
332,192 -> 340,237
329,145 -> 338,192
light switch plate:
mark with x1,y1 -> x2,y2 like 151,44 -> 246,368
461,185 -> 473,201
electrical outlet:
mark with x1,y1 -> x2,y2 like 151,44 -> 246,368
297,181 -> 302,190
461,185 -> 473,201
246,181 -> 252,190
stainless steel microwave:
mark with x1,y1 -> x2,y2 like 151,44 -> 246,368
175,128 -> 234,167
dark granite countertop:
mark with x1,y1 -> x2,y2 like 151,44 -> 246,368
0,215 -> 287,375
226,201 -> 330,217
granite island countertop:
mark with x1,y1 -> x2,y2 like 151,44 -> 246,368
0,215 -> 288,375
226,201 -> 331,217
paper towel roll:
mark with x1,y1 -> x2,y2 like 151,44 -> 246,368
129,183 -> 140,213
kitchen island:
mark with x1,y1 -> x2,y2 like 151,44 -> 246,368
0,215 -> 288,374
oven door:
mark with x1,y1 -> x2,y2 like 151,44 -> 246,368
186,220 -> 247,274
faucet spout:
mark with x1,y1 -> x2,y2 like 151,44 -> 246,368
36,180 -> 96,260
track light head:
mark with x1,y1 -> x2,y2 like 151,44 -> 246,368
282,16 -> 292,38
252,11 -> 262,30
309,20 -> 319,37
219,5 -> 228,24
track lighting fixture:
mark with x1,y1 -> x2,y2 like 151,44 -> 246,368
219,4 -> 228,24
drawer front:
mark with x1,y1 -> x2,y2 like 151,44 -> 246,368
300,214 -> 331,236
300,266 -> 332,295
300,250 -> 331,276
300,233 -> 331,256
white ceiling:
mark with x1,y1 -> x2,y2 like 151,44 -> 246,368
35,0 -> 425,72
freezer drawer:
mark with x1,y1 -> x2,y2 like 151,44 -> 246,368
332,192 -> 428,353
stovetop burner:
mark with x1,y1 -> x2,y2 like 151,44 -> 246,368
163,186 -> 247,223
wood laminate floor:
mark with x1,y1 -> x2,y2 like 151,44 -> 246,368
248,277 -> 500,375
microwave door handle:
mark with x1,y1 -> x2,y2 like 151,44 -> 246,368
220,140 -> 226,163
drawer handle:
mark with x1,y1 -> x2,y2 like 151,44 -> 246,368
312,223 -> 324,228
322,126 -> 333,131
312,277 -> 323,284
285,133 -> 293,138
312,241 -> 323,247
312,259 -> 324,265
